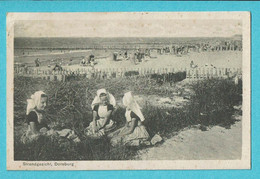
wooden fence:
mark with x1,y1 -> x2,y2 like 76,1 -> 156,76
14,66 -> 242,82
186,67 -> 242,80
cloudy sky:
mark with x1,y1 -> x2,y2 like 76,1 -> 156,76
14,19 -> 242,38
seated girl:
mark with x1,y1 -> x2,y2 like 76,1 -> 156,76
21,91 -> 52,144
21,91 -> 80,144
85,89 -> 117,138
109,92 -> 150,146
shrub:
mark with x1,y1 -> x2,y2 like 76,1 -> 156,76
189,78 -> 242,127
124,71 -> 139,77
150,71 -> 186,85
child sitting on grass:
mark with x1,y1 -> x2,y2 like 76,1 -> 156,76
85,89 -> 117,138
21,91 -> 53,144
21,91 -> 80,144
109,92 -> 150,146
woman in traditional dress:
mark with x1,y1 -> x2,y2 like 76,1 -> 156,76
85,89 -> 117,138
109,92 -> 149,146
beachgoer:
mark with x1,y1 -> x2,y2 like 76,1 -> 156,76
113,52 -> 118,61
53,63 -> 62,71
35,58 -> 40,67
109,92 -> 149,147
89,54 -> 95,63
87,54 -> 95,66
131,52 -> 137,65
85,89 -> 117,138
80,57 -> 86,66
137,51 -> 143,62
190,61 -> 194,68
190,61 -> 198,68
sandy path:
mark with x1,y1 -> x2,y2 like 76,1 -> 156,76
137,117 -> 242,160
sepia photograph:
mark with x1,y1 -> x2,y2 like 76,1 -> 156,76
6,12 -> 251,170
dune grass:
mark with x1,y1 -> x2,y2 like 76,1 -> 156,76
14,76 -> 242,160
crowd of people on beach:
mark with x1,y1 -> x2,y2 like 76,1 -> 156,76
21,89 -> 152,147
24,40 -> 241,70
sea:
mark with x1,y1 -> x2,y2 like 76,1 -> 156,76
14,36 -> 241,49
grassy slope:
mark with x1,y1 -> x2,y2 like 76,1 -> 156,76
14,76 -> 242,160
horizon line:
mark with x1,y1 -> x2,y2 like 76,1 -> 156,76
14,35 -> 242,38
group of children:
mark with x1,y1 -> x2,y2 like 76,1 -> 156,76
21,89 -> 150,147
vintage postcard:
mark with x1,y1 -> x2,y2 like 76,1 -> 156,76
6,12 -> 251,170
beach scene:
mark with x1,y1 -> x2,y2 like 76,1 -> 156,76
13,14 -> 243,161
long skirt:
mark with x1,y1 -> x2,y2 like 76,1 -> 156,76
20,129 -> 40,144
85,118 -> 116,138
109,125 -> 150,146
21,127 -> 80,144
20,126 -> 49,144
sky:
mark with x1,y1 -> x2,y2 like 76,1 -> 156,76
14,19 -> 242,38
